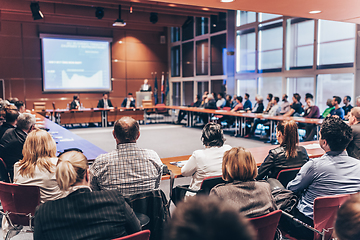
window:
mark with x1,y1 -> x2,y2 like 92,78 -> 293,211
196,17 -> 209,36
196,39 -> 209,75
171,46 -> 180,77
197,81 -> 209,97
236,29 -> 256,72
182,17 -> 194,41
258,77 -> 282,99
259,21 -> 283,72
316,73 -> 354,112
286,19 -> 314,70
211,79 -> 226,94
182,42 -> 194,77
172,82 -> 181,106
210,12 -> 226,33
183,81 -> 194,105
236,11 -> 256,26
171,27 -> 180,42
317,20 -> 355,68
287,77 -> 314,103
259,13 -> 282,22
211,34 -> 226,76
237,79 -> 257,104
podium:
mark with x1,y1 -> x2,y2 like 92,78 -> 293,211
136,91 -> 152,107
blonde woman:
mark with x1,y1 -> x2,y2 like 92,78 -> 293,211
13,129 -> 66,203
34,151 -> 141,240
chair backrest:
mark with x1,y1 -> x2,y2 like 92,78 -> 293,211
313,194 -> 350,240
0,158 -> 11,183
112,230 -> 151,240
223,107 -> 231,111
33,102 -> 46,112
0,181 -> 40,226
249,210 -> 282,240
276,168 -> 301,187
142,100 -> 153,108
155,104 -> 167,113
199,175 -> 226,195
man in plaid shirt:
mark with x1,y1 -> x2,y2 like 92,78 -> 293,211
90,116 -> 163,195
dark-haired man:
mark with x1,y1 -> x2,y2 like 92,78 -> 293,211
280,94 -> 290,115
263,93 -> 273,114
342,95 -> 353,117
243,93 -> 252,111
330,96 -> 345,120
70,95 -> 80,110
120,93 -> 135,108
0,107 -> 19,140
90,116 -> 163,195
97,93 -> 113,108
283,93 -> 303,117
285,117 -> 360,239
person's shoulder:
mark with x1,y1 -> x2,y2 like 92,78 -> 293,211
93,150 -> 117,165
270,145 -> 285,155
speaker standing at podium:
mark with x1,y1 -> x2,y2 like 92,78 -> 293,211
140,79 -> 152,92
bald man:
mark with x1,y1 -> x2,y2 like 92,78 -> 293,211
347,107 -> 360,160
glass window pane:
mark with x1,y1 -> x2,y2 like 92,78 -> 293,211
236,11 -> 256,26
259,23 -> 283,71
172,82 -> 181,106
211,79 -> 226,94
259,13 -> 282,22
171,46 -> 180,77
318,20 -> 355,66
197,81 -> 209,97
182,42 -> 194,77
210,12 -> 226,33
211,34 -> 226,76
287,19 -> 314,69
171,27 -> 180,42
196,39 -> 209,75
316,73 -> 354,112
183,81 -> 194,106
237,79 -> 257,104
287,77 -> 314,103
258,77 -> 283,99
182,17 -> 194,41
196,17 -> 209,36
237,29 -> 256,72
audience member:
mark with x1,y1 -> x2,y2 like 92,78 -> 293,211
14,101 -> 26,113
165,195 -> 255,240
201,94 -> 218,124
181,122 -> 231,197
280,94 -> 290,115
0,113 -> 36,180
263,93 -> 273,113
330,96 -> 345,119
97,93 -> 113,108
286,117 -> 360,239
230,96 -> 243,112
14,129 -> 66,203
321,99 -> 334,118
90,116 -> 163,195
334,193 -> 360,240
347,107 -> 360,160
224,94 -> 232,108
177,95 -> 201,123
243,93 -> 252,111
231,95 -> 238,109
216,93 -> 226,108
210,147 -> 276,218
256,121 -> 309,180
70,95 -> 80,110
303,96 -> 321,141
121,93 -> 135,108
140,79 -> 151,92
200,91 -> 209,107
212,92 -> 218,102
250,95 -> 264,113
283,93 -> 303,117
34,150 -> 141,240
343,95 -> 353,117
0,106 -> 19,140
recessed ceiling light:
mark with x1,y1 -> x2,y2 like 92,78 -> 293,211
221,0 -> 234,2
202,7 -> 209,11
118,41 -> 123,44
309,10 -> 321,14
169,4 -> 176,7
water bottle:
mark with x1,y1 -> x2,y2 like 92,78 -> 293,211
66,103 -> 69,110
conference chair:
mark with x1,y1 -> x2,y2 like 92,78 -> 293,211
112,230 -> 151,240
0,182 -> 40,240
154,104 -> 171,123
276,168 -> 301,187
249,210 -> 282,240
281,194 -> 350,240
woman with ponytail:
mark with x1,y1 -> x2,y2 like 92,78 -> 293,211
34,150 -> 141,240
256,120 -> 309,181
14,129 -> 66,203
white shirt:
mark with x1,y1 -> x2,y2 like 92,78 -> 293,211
268,104 -> 281,116
126,97 -> 134,108
181,144 -> 232,196
14,157 -> 67,203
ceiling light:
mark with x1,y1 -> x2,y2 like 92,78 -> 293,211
118,41 -> 123,44
95,7 -> 104,19
309,10 -> 321,14
169,4 -> 176,7
150,12 -> 158,24
113,5 -> 126,27
220,0 -> 234,2
130,4 -> 133,14
30,2 -> 44,20
202,8 -> 209,11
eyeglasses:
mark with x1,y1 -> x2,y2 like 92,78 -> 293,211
57,148 -> 83,157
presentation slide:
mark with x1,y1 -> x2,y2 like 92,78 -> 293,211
40,34 -> 112,92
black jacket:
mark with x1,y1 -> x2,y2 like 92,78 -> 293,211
347,123 -> 360,160
204,99 -> 217,110
256,145 -> 309,180
121,98 -> 135,108
0,123 -> 15,140
97,99 -> 113,108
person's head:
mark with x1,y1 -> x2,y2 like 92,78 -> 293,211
128,92 -> 133,98
5,108 -> 19,124
236,96 -> 243,103
222,147 -> 257,182
306,97 -> 314,107
276,121 -> 299,159
56,151 -> 89,191
245,93 -> 250,100
332,96 -> 341,106
144,79 -> 148,84
217,93 -> 224,99
103,93 -> 108,99
335,193 -> 360,240
256,95 -> 263,103
282,94 -> 288,102
319,117 -> 352,152
207,94 -> 214,100
19,129 -> 56,177
272,96 -> 280,105
344,96 -> 351,105
225,95 -> 232,101
326,99 -> 333,107
201,122 -> 225,147
16,113 -> 36,133
305,93 -> 313,101
196,94 -> 201,101
349,107 -> 360,126
73,95 -> 79,101
113,116 -> 140,144
356,96 -> 360,107
267,93 -> 273,101
165,196 -> 255,240
293,93 -> 301,103
14,101 -> 25,113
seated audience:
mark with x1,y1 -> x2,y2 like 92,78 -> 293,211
243,93 -> 252,111
121,93 -> 135,108
181,122 -> 231,197
343,95 -> 353,118
165,196 -> 255,240
334,193 -> 360,240
224,94 -> 232,108
263,93 -> 273,114
0,113 -> 36,180
216,93 -> 226,108
177,94 -> 201,124
200,91 -> 209,107
34,150 -> 141,240
200,94 -> 217,124
347,107 -> 360,159
90,116 -> 163,195
0,106 -> 19,140
303,96 -> 321,141
286,117 -> 360,239
321,98 -> 334,118
250,95 -> 264,113
330,95 -> 345,119
210,147 -> 276,218
283,93 -> 303,117
231,95 -> 238,109
280,94 -> 290,115
256,121 -> 309,180
14,129 -> 66,203
70,95 -> 80,110
97,93 -> 113,108
230,96 -> 243,112
14,101 -> 26,113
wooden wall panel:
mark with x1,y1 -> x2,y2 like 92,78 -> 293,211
0,58 -> 24,78
10,80 -> 25,100
0,36 -> 23,57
